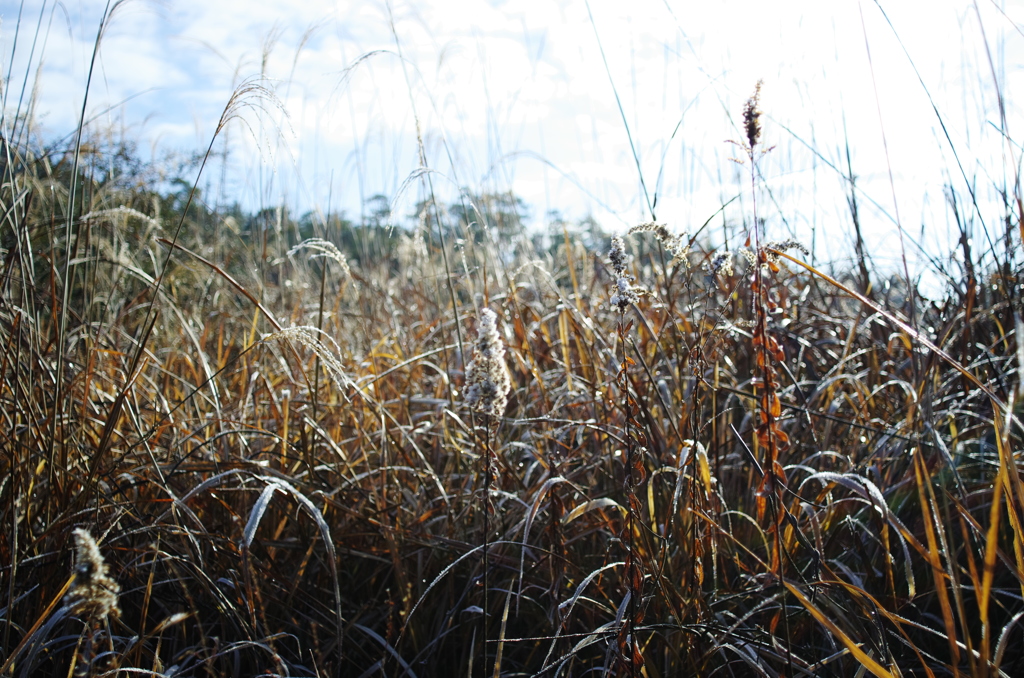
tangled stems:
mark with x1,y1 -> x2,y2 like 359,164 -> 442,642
608,237 -> 646,676
615,320 -> 646,677
742,80 -> 796,675
481,419 -> 494,675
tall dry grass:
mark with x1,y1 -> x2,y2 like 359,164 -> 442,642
2,6 -> 1024,678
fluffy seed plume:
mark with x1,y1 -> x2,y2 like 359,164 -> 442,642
67,529 -> 120,621
80,206 -> 161,232
609,237 -> 640,313
609,236 -> 629,277
629,222 -> 691,264
743,80 -> 763,150
739,240 -> 808,271
706,251 -> 734,278
464,307 -> 512,419
629,221 -> 673,243
288,238 -> 353,286
263,325 -> 351,395
763,239 -> 810,265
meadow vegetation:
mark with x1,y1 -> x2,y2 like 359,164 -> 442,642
2,7 -> 1024,678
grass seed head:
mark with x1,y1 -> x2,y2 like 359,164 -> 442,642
288,238 -> 353,286
707,251 -> 735,278
67,528 -> 120,622
611,275 -> 640,313
763,239 -> 809,264
629,221 -> 672,243
743,80 -> 763,150
464,307 -> 511,419
629,222 -> 691,265
609,235 -> 629,277
609,236 -> 640,313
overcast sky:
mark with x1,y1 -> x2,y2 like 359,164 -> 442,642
2,0 -> 1022,280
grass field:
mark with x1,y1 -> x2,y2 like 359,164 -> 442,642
2,4 -> 1024,677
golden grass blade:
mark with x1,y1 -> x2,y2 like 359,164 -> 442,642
563,498 -> 628,525
826,579 -> 937,678
783,580 -> 894,678
492,588 -> 513,678
993,406 -> 1024,602
913,450 -> 961,674
980,471 -> 1005,673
